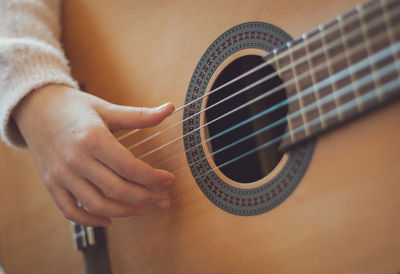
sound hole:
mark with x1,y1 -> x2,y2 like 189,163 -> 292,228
205,55 -> 288,184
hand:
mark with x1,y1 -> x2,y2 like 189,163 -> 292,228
13,85 -> 175,227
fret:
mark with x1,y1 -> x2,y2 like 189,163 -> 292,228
386,0 -> 400,101
309,51 -> 339,128
303,32 -> 326,129
318,23 -> 344,122
306,28 -> 333,107
280,58 -> 400,151
348,8 -> 379,110
380,0 -> 400,91
335,14 -> 360,118
278,0 -> 400,150
387,0 -> 400,42
274,49 -> 302,143
357,2 -> 387,102
294,34 -> 323,133
384,0 -> 400,47
341,7 -> 370,111
287,41 -> 311,137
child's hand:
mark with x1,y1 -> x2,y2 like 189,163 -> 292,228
13,85 -> 175,227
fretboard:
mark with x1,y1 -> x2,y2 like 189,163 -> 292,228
270,0 -> 400,150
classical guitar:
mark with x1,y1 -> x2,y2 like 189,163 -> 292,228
0,0 -> 399,273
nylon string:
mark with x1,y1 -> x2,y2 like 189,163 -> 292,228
112,0 -> 399,180
133,14 -> 398,164
168,55 -> 400,177
150,44 -> 399,171
116,0 -> 385,144
172,67 -> 400,184
149,41 -> 400,175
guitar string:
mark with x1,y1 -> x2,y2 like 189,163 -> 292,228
116,0 -> 385,143
149,43 -> 400,173
124,5 -> 396,156
170,69 -> 400,183
129,4 -> 398,157
149,43 -> 399,170
133,18 -> 397,162
190,76 -> 399,180
117,0 -> 379,144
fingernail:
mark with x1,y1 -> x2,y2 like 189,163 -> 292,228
157,102 -> 175,113
157,199 -> 170,209
157,102 -> 174,112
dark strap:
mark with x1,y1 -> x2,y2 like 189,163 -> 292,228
81,227 -> 112,274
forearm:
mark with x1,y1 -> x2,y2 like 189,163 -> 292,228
0,0 -> 78,147
0,1 -> 176,226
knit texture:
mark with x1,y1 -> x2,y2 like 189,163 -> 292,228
0,0 -> 78,147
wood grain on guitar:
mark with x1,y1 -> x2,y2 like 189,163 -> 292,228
0,0 -> 399,273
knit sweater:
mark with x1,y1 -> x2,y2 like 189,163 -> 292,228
0,0 -> 77,148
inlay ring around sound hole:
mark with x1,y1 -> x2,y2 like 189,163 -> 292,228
182,22 -> 316,216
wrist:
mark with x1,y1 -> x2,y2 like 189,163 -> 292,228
12,84 -> 71,141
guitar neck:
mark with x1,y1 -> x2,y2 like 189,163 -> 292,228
272,0 -> 400,150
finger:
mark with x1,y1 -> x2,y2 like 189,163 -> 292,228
92,129 -> 175,188
59,169 -> 150,217
100,102 -> 175,131
73,155 -> 171,208
50,184 -> 111,227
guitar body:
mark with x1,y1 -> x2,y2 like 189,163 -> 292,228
0,0 -> 399,273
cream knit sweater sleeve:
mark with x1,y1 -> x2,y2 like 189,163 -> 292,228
0,0 -> 78,148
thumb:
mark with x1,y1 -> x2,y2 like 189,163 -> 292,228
99,102 -> 175,131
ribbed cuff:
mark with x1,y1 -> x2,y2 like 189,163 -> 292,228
0,40 -> 78,148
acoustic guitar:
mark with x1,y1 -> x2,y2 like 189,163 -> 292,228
0,0 -> 399,273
